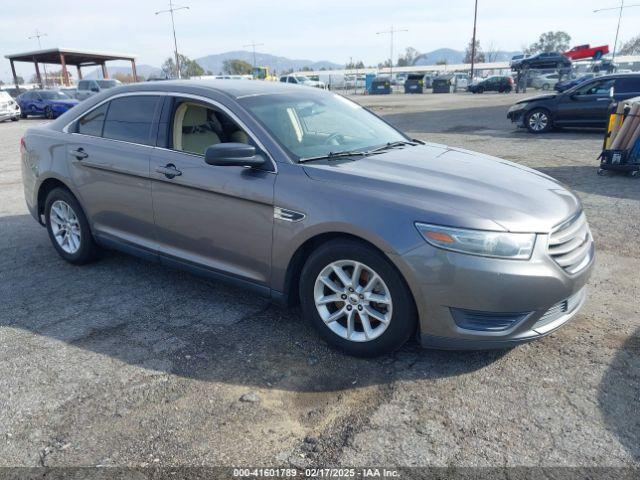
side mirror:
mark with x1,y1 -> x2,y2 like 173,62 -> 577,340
205,143 -> 265,167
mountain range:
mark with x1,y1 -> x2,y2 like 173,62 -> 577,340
84,47 -> 522,78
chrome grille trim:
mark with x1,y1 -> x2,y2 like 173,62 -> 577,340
533,288 -> 586,330
548,212 -> 593,274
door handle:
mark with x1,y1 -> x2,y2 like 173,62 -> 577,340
70,148 -> 88,160
156,163 -> 182,179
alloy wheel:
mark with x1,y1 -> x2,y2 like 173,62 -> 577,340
49,200 -> 81,254
528,111 -> 549,132
313,260 -> 393,342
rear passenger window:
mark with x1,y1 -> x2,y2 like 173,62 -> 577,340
77,102 -> 108,136
616,77 -> 640,94
102,96 -> 160,146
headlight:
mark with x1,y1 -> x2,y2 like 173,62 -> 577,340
415,223 -> 536,260
509,103 -> 527,112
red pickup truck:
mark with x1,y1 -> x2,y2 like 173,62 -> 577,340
563,44 -> 609,61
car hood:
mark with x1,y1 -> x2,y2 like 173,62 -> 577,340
516,93 -> 557,104
302,143 -> 580,233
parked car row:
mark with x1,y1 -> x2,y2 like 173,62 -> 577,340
508,73 -> 640,133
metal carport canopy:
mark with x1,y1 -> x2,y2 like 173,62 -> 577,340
5,47 -> 138,87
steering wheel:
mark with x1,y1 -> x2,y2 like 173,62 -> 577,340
324,133 -> 344,146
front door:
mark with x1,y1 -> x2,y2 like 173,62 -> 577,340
66,95 -> 162,251
150,97 -> 275,286
555,78 -> 616,127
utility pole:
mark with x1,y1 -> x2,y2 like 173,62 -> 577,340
156,1 -> 189,79
243,41 -> 264,68
470,0 -> 479,81
594,1 -> 640,64
376,26 -> 408,78
28,29 -> 48,87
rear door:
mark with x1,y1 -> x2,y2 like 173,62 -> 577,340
614,76 -> 640,102
66,94 -> 163,252
555,78 -> 615,127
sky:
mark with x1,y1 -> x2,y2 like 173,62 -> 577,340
2,0 -> 639,82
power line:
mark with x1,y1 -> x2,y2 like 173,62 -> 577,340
156,1 -> 189,79
243,41 -> 264,68
376,26 -> 408,78
593,1 -> 640,64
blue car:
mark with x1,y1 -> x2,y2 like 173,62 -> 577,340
18,90 -> 79,119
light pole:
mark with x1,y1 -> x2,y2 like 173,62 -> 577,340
594,1 -> 640,64
156,1 -> 189,79
243,41 -> 264,68
470,0 -> 479,81
376,26 -> 408,78
28,29 -> 48,87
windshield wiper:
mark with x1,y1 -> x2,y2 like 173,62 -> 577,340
368,140 -> 419,153
298,149 -> 371,163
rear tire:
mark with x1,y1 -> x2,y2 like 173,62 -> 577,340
45,187 -> 99,265
299,239 -> 417,357
44,106 -> 54,119
525,108 -> 552,134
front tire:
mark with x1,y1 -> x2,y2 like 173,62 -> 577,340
525,108 -> 552,134
299,239 -> 417,357
45,187 -> 99,265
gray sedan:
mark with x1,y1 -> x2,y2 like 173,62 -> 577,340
20,80 -> 594,356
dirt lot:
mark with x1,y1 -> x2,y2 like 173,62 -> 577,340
0,92 -> 638,469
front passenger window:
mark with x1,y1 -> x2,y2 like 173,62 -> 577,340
171,102 -> 252,156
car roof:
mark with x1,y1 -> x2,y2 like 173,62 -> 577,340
109,79 -> 317,99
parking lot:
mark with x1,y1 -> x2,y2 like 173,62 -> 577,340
0,92 -> 638,468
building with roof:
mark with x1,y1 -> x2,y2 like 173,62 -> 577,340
5,48 -> 138,89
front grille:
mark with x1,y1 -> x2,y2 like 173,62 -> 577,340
533,288 -> 585,330
548,212 -> 593,274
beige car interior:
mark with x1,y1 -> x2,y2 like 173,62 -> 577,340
173,102 -> 250,155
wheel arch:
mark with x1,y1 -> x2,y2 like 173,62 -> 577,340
36,177 -> 76,225
281,231 -> 418,314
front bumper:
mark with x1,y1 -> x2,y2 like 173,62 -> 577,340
394,233 -> 594,350
507,105 -> 527,125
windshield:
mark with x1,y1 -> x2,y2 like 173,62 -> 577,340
239,91 -> 407,160
39,91 -> 71,100
97,80 -> 119,89
295,76 -> 312,83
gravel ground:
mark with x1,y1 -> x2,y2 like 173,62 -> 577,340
0,92 -> 638,469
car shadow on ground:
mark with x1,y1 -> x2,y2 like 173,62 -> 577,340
598,327 -> 640,461
0,214 -> 507,393
535,165 -> 640,200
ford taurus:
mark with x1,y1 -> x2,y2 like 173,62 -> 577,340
20,80 -> 594,356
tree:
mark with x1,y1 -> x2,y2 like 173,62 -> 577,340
222,59 -> 253,75
162,54 -> 205,79
15,76 -> 24,85
345,60 -> 365,69
464,39 -> 485,64
378,59 -> 392,69
526,31 -> 571,54
485,42 -> 500,63
114,72 -> 144,83
619,35 -> 640,55
397,47 -> 421,67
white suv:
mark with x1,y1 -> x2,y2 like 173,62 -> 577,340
279,74 -> 326,89
0,91 -> 20,122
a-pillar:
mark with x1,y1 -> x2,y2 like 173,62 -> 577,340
59,53 -> 70,86
101,63 -> 109,79
76,65 -> 83,80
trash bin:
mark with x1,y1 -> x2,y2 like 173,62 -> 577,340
368,76 -> 391,95
404,74 -> 424,94
432,77 -> 452,94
